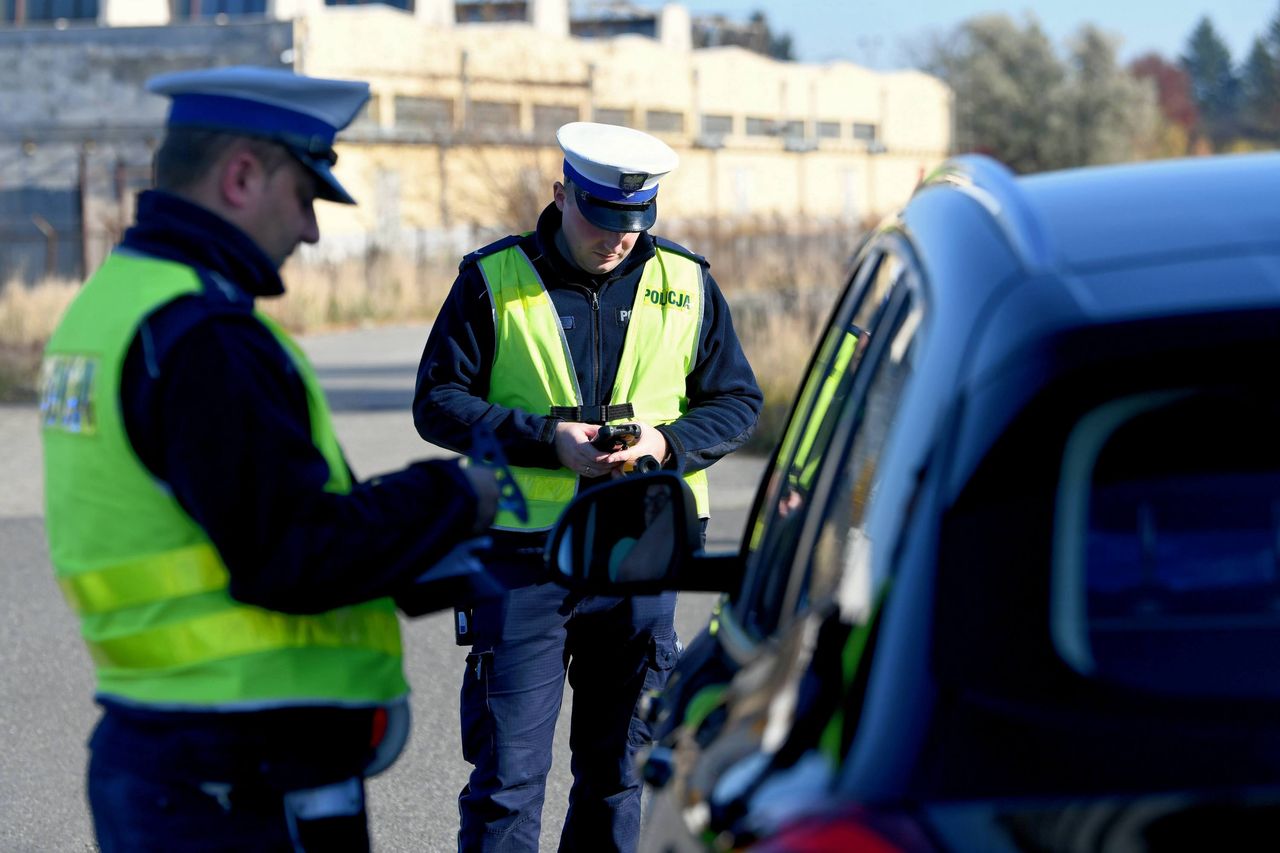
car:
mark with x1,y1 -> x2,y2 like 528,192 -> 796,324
546,151 -> 1280,852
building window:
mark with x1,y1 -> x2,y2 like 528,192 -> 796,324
853,122 -> 878,143
349,95 -> 382,131
701,114 -> 733,136
745,117 -> 772,136
780,120 -> 804,139
395,95 -> 453,131
468,100 -> 519,131
593,108 -> 632,127
328,0 -> 413,7
6,0 -> 98,20
534,105 -> 579,137
570,15 -> 657,39
455,0 -> 527,23
817,121 -> 841,139
171,0 -> 266,17
645,110 -> 684,133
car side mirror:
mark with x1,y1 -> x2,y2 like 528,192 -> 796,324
546,472 -> 702,594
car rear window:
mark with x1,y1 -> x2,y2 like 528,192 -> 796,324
1053,389 -> 1280,698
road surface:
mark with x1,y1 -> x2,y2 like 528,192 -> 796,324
0,323 -> 768,852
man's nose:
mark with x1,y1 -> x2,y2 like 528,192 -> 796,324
301,209 -> 320,245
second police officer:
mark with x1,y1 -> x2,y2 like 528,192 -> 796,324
414,122 -> 763,851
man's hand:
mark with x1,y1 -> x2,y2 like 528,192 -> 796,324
555,421 -> 618,478
602,421 -> 668,478
555,421 -> 670,478
461,464 -> 500,531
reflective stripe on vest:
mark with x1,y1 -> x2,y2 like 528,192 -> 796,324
41,252 -> 406,708
478,243 -> 709,530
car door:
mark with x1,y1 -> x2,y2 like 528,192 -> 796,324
728,233 -> 924,660
644,232 -> 930,848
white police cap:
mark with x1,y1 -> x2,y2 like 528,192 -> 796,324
146,65 -> 370,205
557,122 -> 678,232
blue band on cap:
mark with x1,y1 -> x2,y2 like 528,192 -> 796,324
168,93 -> 336,146
563,159 -> 657,204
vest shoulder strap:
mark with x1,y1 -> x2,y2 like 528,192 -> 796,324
459,233 -> 534,272
652,236 -> 709,268
134,270 -> 258,374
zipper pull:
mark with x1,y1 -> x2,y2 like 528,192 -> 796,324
590,290 -> 599,311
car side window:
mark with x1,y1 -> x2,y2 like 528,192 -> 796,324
804,285 -> 922,621
733,245 -> 911,640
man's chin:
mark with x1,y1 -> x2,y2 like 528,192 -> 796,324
275,247 -> 297,270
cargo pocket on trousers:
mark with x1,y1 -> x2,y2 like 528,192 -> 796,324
459,650 -> 494,766
629,633 -> 678,750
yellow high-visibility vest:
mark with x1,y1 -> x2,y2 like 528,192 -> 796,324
41,251 -> 407,709
479,243 -> 710,530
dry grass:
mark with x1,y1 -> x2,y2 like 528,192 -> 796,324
670,220 -> 859,451
0,223 -> 861,446
0,276 -> 80,347
0,277 -> 81,401
266,249 -> 458,333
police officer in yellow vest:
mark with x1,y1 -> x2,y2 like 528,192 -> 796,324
40,66 -> 502,852
414,122 -> 763,851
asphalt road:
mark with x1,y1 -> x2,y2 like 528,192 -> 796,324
0,323 -> 768,852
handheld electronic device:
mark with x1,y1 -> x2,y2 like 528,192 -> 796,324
592,423 -> 641,452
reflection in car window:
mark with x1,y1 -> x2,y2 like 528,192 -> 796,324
1054,389 -> 1280,698
806,293 -> 922,622
735,248 -> 911,640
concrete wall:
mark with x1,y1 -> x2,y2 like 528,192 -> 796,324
296,10 -> 948,248
0,5 -> 951,279
0,21 -> 293,280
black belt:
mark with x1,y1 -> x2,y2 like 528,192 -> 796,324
549,403 -> 634,424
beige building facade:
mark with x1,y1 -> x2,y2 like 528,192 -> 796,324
297,5 -> 952,249
0,0 -> 951,276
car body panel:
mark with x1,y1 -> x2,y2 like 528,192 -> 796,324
548,152 -> 1280,852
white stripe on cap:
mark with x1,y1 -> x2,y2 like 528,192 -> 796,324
556,122 -> 678,201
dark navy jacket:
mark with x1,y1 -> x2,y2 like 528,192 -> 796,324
118,190 -> 480,616
413,203 -> 763,532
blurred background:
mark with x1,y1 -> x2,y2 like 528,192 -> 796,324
1,0 -> 1276,444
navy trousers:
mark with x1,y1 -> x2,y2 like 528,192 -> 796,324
456,575 -> 678,853
87,706 -> 375,852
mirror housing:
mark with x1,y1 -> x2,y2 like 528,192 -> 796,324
547,471 -> 733,594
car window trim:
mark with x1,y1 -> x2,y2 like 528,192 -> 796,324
726,247 -> 890,641
777,273 -> 919,626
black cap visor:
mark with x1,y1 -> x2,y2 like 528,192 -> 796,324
573,186 -> 656,233
285,143 -> 356,205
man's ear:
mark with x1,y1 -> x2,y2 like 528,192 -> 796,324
553,180 -> 567,212
219,147 -> 264,211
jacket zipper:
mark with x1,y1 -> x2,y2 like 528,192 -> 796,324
590,287 -> 601,414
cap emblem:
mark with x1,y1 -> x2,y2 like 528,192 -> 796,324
618,172 -> 648,193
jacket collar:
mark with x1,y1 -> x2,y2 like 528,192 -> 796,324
121,190 -> 286,298
532,202 -> 655,288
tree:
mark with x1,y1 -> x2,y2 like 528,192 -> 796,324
1052,26 -> 1158,167
1240,37 -> 1280,142
923,14 -> 1063,173
1129,53 -> 1197,158
923,14 -> 1155,172
692,9 -> 794,60
1129,53 -> 1198,130
1180,16 -> 1240,147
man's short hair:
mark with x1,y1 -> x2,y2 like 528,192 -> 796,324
153,128 -> 292,193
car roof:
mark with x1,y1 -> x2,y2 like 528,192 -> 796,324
906,153 -> 1280,392
1018,152 -> 1280,274
922,151 -> 1280,275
